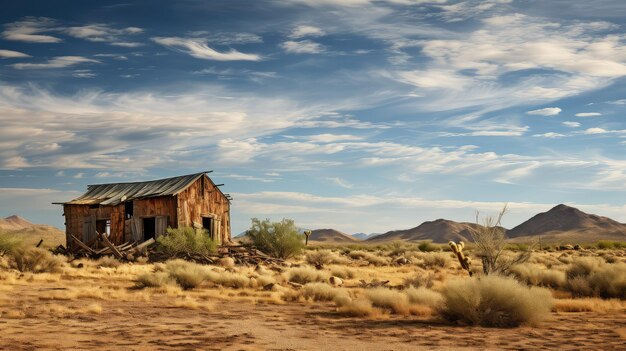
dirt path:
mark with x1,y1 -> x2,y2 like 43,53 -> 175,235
1,281 -> 625,351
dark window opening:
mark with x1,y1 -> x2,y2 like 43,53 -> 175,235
143,217 -> 156,241
96,219 -> 111,236
202,217 -> 213,237
125,201 -> 133,219
89,204 -> 99,209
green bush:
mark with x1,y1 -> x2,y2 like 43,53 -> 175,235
156,227 -> 217,256
0,232 -> 23,256
595,240 -> 626,250
246,218 -> 304,259
418,241 -> 437,252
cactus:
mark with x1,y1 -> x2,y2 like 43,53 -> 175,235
303,230 -> 312,246
449,240 -> 472,276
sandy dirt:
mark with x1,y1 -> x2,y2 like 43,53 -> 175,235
1,279 -> 625,351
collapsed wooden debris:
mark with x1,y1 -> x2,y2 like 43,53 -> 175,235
56,233 -> 284,266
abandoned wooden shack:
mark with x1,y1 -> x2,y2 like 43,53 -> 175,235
56,172 -> 232,250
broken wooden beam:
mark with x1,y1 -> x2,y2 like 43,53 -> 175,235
70,235 -> 96,255
97,231 -> 123,259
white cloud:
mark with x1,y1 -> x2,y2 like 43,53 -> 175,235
2,17 -> 61,43
527,107 -> 562,116
533,132 -> 565,138
575,112 -> 602,117
0,49 -> 31,58
152,37 -> 261,61
563,121 -> 581,128
94,53 -> 128,60
72,69 -> 97,78
290,25 -> 325,38
11,56 -> 99,69
584,127 -> 608,134
65,24 -> 143,46
280,40 -> 325,54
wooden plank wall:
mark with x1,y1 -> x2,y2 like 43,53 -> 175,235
176,175 -> 231,243
63,204 -> 125,248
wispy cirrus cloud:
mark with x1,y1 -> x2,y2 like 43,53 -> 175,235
280,39 -> 325,54
2,17 -> 61,43
0,49 -> 31,58
527,107 -> 562,116
11,56 -> 99,69
152,37 -> 261,61
64,24 -> 143,47
575,112 -> 602,117
289,25 -> 325,38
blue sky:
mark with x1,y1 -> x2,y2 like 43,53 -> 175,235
1,0 -> 626,234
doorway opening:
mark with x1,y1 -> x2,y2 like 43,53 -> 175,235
143,217 -> 156,241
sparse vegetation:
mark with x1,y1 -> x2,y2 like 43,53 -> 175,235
156,227 -> 217,256
470,205 -> 531,275
286,266 -> 330,284
9,248 -> 65,273
365,287 -> 410,315
301,282 -> 349,302
0,232 -> 23,256
441,275 -> 553,327
246,218 -> 304,259
565,258 -> 626,299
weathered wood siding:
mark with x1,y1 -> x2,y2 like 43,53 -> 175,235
63,203 -> 125,248
176,175 -> 231,244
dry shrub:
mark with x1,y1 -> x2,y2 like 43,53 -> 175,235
337,298 -> 378,317
135,272 -> 173,288
95,256 -> 121,268
301,282 -> 350,302
509,263 -> 566,289
286,266 -> 330,284
441,275 -> 553,327
0,232 -> 23,255
566,258 -> 626,299
305,250 -> 334,267
157,227 -> 217,256
365,287 -> 410,315
406,286 -> 444,309
10,248 -> 65,273
330,266 -> 355,279
403,273 -> 435,289
418,253 -> 450,269
210,271 -> 251,289
348,250 -> 389,266
166,260 -> 209,290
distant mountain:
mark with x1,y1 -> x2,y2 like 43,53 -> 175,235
0,215 -> 65,247
352,232 -> 381,240
507,204 -> 626,243
367,219 -> 482,243
309,228 -> 360,243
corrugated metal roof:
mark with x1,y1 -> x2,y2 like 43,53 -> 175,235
62,173 -> 207,206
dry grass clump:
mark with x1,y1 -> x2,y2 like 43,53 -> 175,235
166,259 -> 210,290
336,298 -> 378,317
301,282 -> 350,302
0,232 -> 23,255
348,250 -> 389,266
406,286 -> 444,309
509,263 -> 566,289
365,287 -> 410,315
305,250 -> 342,267
135,272 -> 173,288
417,252 -> 450,269
286,266 -> 330,284
441,275 -> 553,327
403,273 -> 434,289
209,271 -> 252,289
95,256 -> 122,268
329,266 -> 355,279
565,258 -> 626,299
10,248 -> 65,273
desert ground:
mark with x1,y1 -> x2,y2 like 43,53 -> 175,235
1,241 -> 625,351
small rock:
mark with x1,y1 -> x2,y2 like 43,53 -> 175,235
329,276 -> 343,286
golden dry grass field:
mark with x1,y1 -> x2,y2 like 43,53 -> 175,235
1,243 -> 625,350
